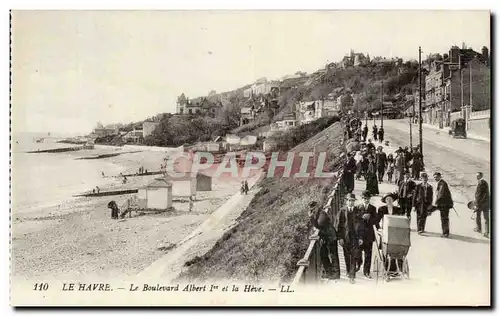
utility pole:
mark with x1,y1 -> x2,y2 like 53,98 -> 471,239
418,46 -> 423,158
410,88 -> 414,148
461,66 -> 464,118
468,61 -> 473,130
381,80 -> 384,128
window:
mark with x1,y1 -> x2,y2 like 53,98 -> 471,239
188,109 -> 192,114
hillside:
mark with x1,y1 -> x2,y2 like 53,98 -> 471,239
105,56 -> 422,144
176,117 -> 345,282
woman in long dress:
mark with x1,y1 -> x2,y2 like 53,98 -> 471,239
376,192 -> 404,274
365,155 -> 379,195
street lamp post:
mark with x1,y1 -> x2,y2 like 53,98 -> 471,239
381,80 -> 384,128
418,46 -> 423,158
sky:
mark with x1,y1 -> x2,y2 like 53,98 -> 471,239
11,10 -> 490,135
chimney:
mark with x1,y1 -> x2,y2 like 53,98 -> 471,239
450,46 -> 460,64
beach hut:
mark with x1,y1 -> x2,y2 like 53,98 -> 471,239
137,178 -> 173,210
164,172 -> 212,197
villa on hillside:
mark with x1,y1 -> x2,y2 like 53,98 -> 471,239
339,50 -> 371,68
123,128 -> 144,143
176,93 -> 223,116
243,78 -> 280,99
91,126 -> 119,138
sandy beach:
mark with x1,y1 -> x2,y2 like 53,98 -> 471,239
12,146 -> 256,278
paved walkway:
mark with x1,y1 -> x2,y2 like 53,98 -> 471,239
333,140 -> 400,284
137,171 -> 264,281
321,124 -> 489,305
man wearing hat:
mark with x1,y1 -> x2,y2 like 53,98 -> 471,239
375,146 -> 387,183
362,124 -> 368,142
433,172 -> 454,238
366,139 -> 375,152
412,172 -> 433,234
337,193 -> 364,284
398,171 -> 416,219
309,201 -> 341,280
358,190 -> 378,279
343,152 -> 357,193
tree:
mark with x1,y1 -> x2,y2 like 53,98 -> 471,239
340,94 -> 354,112
177,93 -> 187,105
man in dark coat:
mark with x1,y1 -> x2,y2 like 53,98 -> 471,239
366,139 -> 375,153
358,190 -> 379,279
337,193 -> 365,284
362,125 -> 369,142
372,125 -> 378,141
433,172 -> 454,238
309,201 -> 340,280
474,172 -> 490,238
403,147 -> 412,173
412,172 -> 433,234
398,171 -> 416,219
411,148 -> 423,180
344,153 -> 357,193
375,147 -> 387,183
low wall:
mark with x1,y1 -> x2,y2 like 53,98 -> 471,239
428,110 -> 490,140
468,117 -> 490,139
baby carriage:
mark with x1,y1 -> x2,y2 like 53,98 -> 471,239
372,215 -> 411,282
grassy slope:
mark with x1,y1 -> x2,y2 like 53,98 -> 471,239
177,120 -> 345,283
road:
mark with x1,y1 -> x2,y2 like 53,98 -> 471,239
377,119 -> 490,204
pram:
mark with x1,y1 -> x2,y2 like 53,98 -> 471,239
372,215 -> 411,282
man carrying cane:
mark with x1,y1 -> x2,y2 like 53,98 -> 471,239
412,172 -> 433,234
433,172 -> 454,238
474,172 -> 490,238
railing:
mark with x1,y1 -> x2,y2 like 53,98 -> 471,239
471,109 -> 490,119
292,169 -> 346,285
291,118 -> 349,285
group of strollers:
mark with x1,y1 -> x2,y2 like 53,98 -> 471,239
309,189 -> 410,284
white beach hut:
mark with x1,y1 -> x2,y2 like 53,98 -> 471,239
137,178 -> 173,210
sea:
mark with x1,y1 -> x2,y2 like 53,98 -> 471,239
11,132 -> 126,215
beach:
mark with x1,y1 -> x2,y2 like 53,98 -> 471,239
11,139 -> 257,278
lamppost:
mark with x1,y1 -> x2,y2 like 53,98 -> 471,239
418,46 -> 423,158
381,80 -> 384,128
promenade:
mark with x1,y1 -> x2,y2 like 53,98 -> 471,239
318,120 -> 490,305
